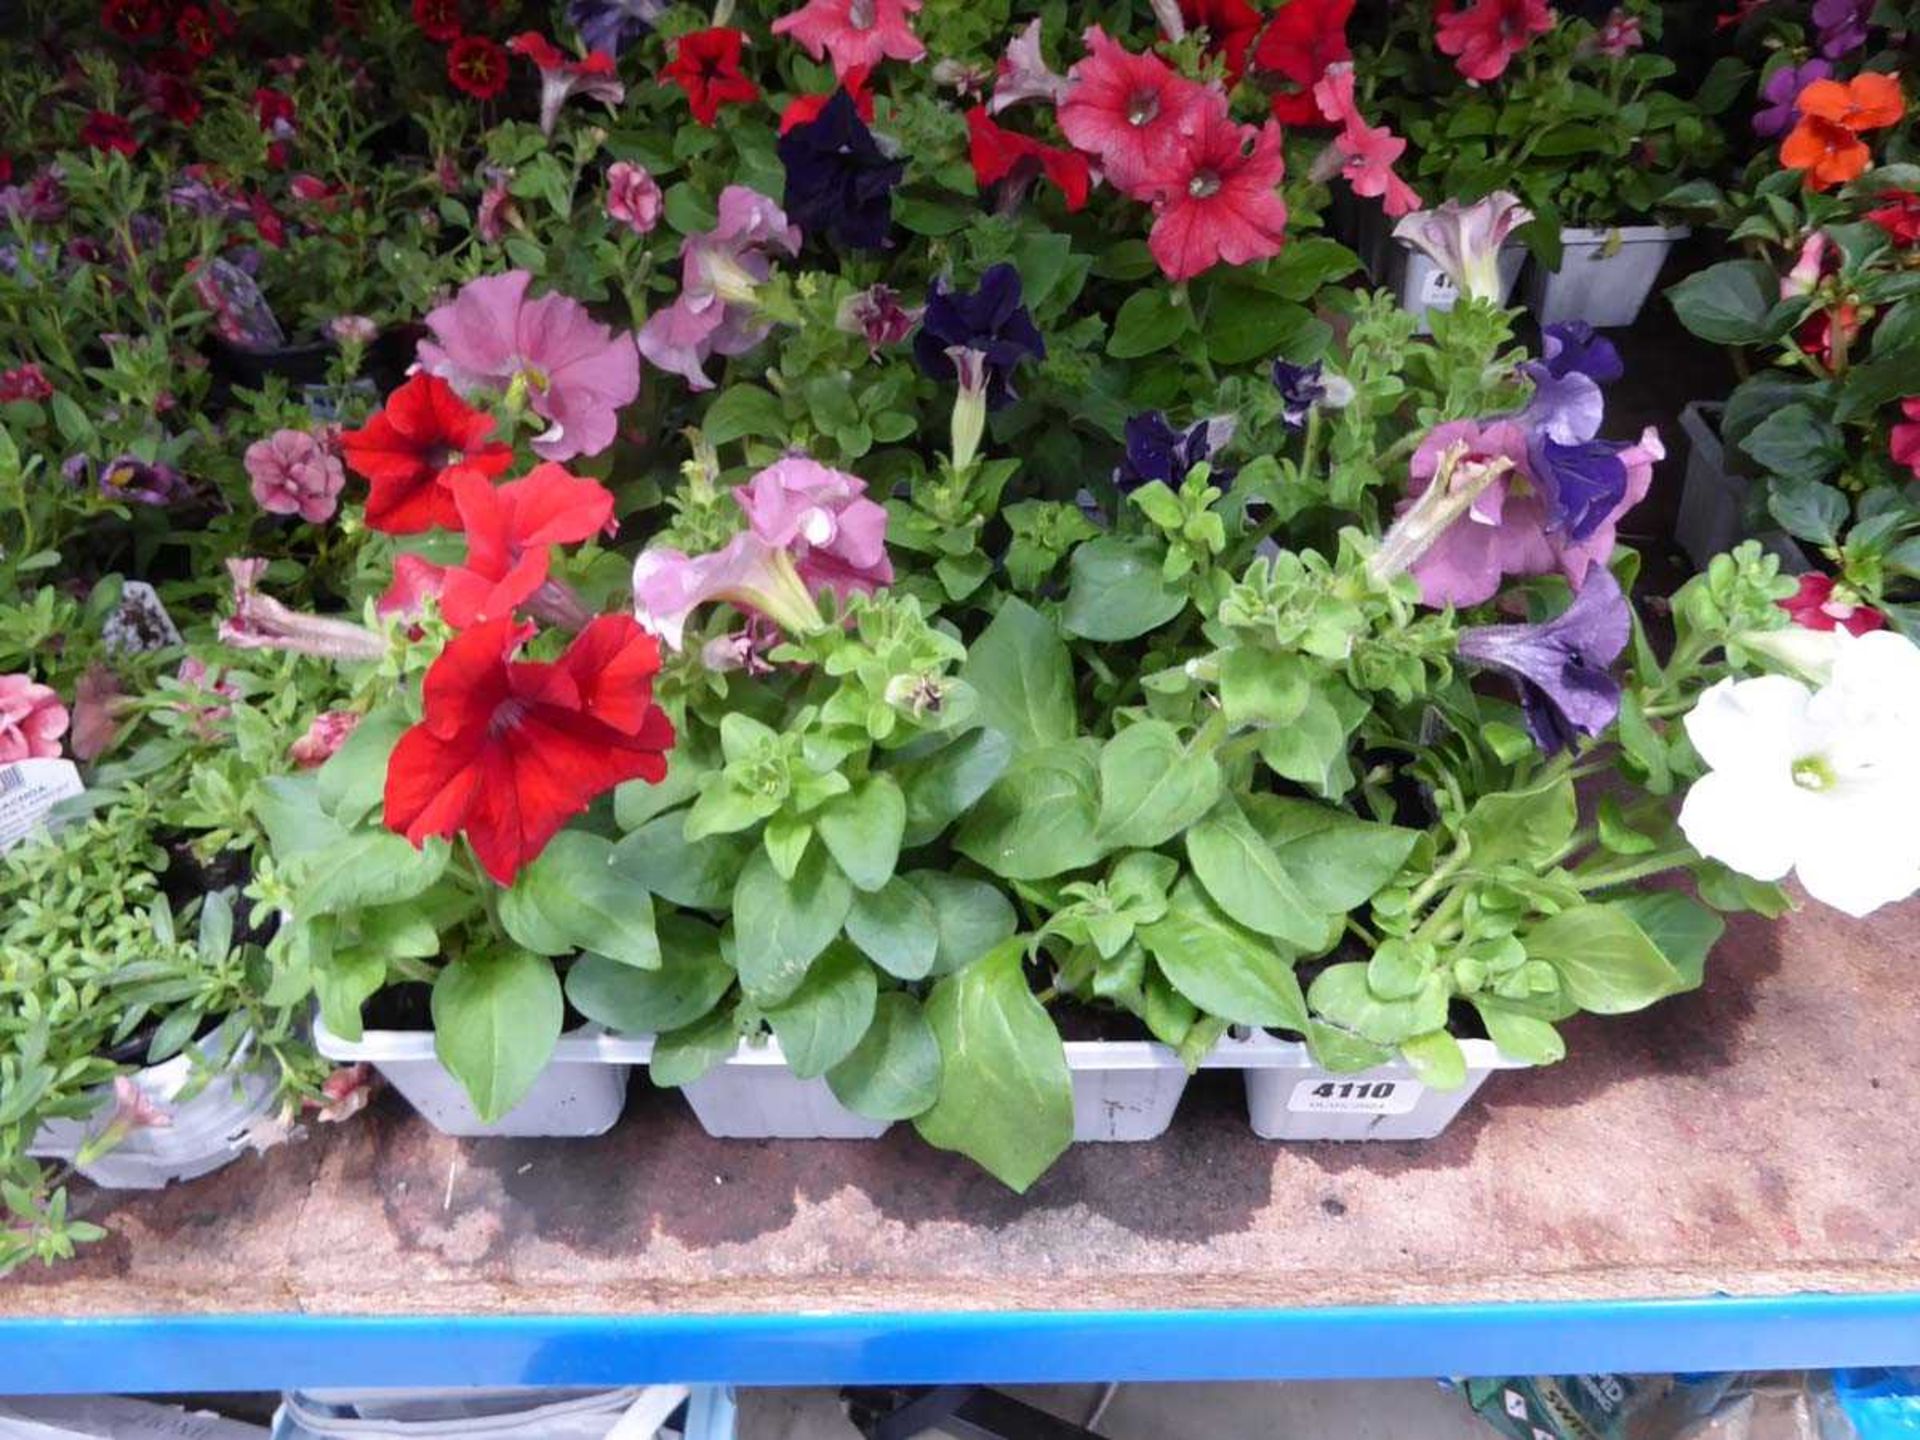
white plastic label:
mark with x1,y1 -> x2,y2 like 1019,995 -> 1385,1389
1418,267 -> 1460,309
0,758 -> 84,853
1286,1076 -> 1420,1115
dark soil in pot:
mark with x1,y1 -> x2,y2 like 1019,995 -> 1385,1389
361,979 -> 590,1034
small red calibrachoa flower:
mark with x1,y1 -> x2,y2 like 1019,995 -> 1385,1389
663,28 -> 761,127
412,0 -> 463,42
175,5 -> 218,58
253,86 -> 295,129
102,0 -> 162,40
80,111 -> 140,156
1779,574 -> 1886,636
340,372 -> 514,534
383,615 -> 676,885
448,34 -> 511,101
1868,191 -> 1920,248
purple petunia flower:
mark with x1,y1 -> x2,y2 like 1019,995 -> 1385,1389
912,263 -> 1045,411
0,167 -> 67,225
1457,566 -> 1630,754
1116,412 -> 1237,492
70,453 -> 190,508
566,0 -> 667,55
1530,436 -> 1631,543
1538,322 -> 1623,387
637,186 -> 801,392
777,90 -> 904,252
1754,58 -> 1832,137
1812,0 -> 1870,58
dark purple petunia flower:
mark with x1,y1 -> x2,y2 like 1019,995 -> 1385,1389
0,167 -> 67,225
1754,58 -> 1832,137
1530,434 -> 1630,542
567,0 -> 667,55
1458,567 -> 1630,754
1116,412 -> 1237,492
912,262 -> 1045,410
1270,359 -> 1326,430
1538,322 -> 1623,387
777,89 -> 905,253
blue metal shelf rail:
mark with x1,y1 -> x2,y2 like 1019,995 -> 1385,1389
6,1296 -> 1920,1393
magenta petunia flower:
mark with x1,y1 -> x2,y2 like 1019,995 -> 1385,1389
245,427 -> 346,523
771,0 -> 925,80
735,456 -> 893,601
0,673 -> 69,763
637,186 -> 800,391
417,270 -> 641,462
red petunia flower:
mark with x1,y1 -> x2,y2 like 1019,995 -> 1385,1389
780,64 -> 874,133
1181,0 -> 1263,81
1435,0 -> 1553,82
1253,0 -> 1353,126
80,111 -> 140,156
102,0 -> 162,40
250,192 -> 287,248
383,615 -> 676,885
1868,190 -> 1920,247
663,28 -> 762,126
340,373 -> 514,535
448,34 -> 511,100
412,0 -> 463,42
965,106 -> 1091,212
439,465 -> 616,629
253,86 -> 295,129
1145,110 -> 1289,283
1779,573 -> 1886,636
175,5 -> 218,58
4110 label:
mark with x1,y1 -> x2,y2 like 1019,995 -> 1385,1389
1285,1076 -> 1422,1115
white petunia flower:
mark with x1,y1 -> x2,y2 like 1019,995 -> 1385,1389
1679,632 -> 1920,917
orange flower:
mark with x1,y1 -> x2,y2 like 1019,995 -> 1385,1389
1781,73 -> 1907,190
1782,115 -> 1871,188
1798,73 -> 1906,132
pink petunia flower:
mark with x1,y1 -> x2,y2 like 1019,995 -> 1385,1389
1594,8 -> 1643,56
1144,110 -> 1289,283
605,160 -> 662,234
245,427 -> 346,523
632,536 -> 823,651
290,709 -> 363,768
476,168 -> 517,242
1058,26 -> 1225,198
418,269 -> 641,463
637,186 -> 801,391
990,19 -> 1069,114
771,0 -> 925,80
734,456 -> 893,601
507,33 -> 625,136
109,1077 -> 172,1132
0,673 -> 69,763
1892,397 -> 1920,479
1312,64 -> 1421,218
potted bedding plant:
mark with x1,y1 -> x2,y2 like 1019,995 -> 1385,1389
1666,66 -> 1917,626
1348,0 -> 1732,327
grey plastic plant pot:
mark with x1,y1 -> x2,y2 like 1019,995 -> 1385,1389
1220,1029 -> 1529,1142
311,1015 -> 631,1138
1522,223 -> 1690,329
28,1019 -> 280,1190
1674,402 -> 1812,574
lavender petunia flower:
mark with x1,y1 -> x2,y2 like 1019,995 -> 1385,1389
1754,58 -> 1832,137
1392,192 -> 1533,303
637,186 -> 801,392
1457,566 -> 1630,753
912,263 -> 1045,410
777,89 -> 905,252
566,0 -> 667,55
1116,412 -> 1237,492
